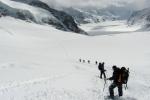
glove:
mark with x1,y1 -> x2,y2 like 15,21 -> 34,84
106,78 -> 110,80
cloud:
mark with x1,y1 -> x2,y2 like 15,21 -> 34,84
41,0 -> 150,10
135,0 -> 150,9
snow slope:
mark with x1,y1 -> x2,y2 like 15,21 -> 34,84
0,0 -> 85,34
0,17 -> 150,100
80,20 -> 141,36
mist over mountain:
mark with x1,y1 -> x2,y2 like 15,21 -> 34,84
1,0 -> 150,32
128,7 -> 150,30
62,5 -> 133,24
41,0 -> 150,10
39,0 -> 150,25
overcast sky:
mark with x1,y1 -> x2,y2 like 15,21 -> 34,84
41,0 -> 150,10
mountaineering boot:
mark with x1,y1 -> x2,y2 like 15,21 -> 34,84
106,95 -> 114,99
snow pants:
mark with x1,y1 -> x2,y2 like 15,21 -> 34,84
109,82 -> 123,97
100,71 -> 106,79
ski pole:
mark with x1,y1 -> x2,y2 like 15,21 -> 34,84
103,78 -> 107,92
125,84 -> 128,89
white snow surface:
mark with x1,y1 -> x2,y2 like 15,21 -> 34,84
80,21 -> 141,36
0,17 -> 150,100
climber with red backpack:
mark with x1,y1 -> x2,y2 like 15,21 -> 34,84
107,66 -> 129,99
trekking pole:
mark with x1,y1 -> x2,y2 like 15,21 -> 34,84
124,83 -> 128,90
103,77 -> 107,92
103,70 -> 107,92
125,84 -> 128,90
124,84 -> 126,90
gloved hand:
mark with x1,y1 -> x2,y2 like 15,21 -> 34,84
106,78 -> 110,80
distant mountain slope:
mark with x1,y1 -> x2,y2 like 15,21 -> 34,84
128,8 -> 150,30
62,6 -> 133,24
0,0 -> 86,34
63,7 -> 104,24
0,1 -> 35,22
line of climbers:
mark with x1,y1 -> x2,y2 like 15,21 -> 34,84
78,58 -> 130,99
98,62 -> 129,99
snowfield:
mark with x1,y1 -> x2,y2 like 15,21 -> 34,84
80,21 -> 141,36
0,17 -> 150,100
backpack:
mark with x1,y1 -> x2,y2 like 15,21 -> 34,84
98,63 -> 102,70
122,68 -> 129,84
117,67 -> 129,84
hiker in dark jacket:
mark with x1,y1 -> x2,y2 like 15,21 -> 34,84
95,61 -> 98,65
98,62 -> 106,79
107,66 -> 124,99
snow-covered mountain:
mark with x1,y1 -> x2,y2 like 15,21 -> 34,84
63,7 -> 104,24
62,5 -> 133,24
128,7 -> 150,30
0,0 -> 86,34
0,1 -> 35,21
0,0 -> 135,34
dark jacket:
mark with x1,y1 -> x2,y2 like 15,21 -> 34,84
109,68 -> 122,83
98,63 -> 105,71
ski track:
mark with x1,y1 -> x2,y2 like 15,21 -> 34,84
0,63 -> 103,100
0,60 -> 108,100
0,62 -> 139,100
